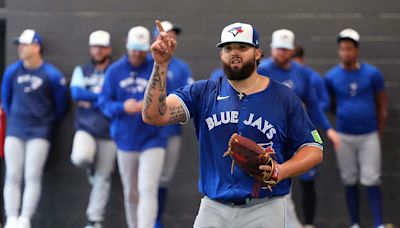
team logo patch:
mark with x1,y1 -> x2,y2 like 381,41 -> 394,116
311,130 -> 323,144
228,27 -> 244,37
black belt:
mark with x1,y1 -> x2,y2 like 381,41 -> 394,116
216,195 -> 282,206
217,197 -> 252,206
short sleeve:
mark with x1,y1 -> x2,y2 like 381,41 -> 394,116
171,80 -> 208,122
371,68 -> 385,92
287,93 -> 324,155
70,66 -> 85,88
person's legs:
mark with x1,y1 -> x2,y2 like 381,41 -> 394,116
234,196 -> 285,228
137,147 -> 165,228
86,139 -> 117,223
359,132 -> 384,228
301,180 -> 316,226
117,150 -> 140,228
336,133 -> 360,226
193,197 -> 230,228
284,191 -> 302,228
20,138 -> 50,219
3,137 -> 25,226
156,136 -> 181,228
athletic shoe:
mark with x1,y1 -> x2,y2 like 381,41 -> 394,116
16,217 -> 31,228
84,221 -> 102,228
350,224 -> 360,228
4,217 -> 18,228
303,225 -> 315,228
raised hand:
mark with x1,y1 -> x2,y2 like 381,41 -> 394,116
151,20 -> 177,65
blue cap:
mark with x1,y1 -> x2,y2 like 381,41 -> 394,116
14,29 -> 43,46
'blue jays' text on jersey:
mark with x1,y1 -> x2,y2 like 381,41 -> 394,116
172,76 -> 323,201
258,58 -> 332,131
325,63 -> 384,135
70,63 -> 111,139
98,55 -> 167,151
304,65 -> 330,111
163,57 -> 193,137
1,60 -> 67,140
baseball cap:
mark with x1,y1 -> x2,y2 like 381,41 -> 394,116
153,21 -> 182,38
337,28 -> 360,43
270,29 -> 295,50
89,30 -> 111,47
14,29 -> 43,46
216,22 -> 259,48
126,26 -> 150,51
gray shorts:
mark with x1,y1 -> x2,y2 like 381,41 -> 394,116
193,196 -> 286,228
336,131 -> 381,186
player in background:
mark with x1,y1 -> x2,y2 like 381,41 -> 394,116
152,21 -> 193,228
1,29 -> 67,228
98,26 -> 166,228
280,45 -> 333,228
143,20 -> 323,228
325,28 -> 387,228
70,30 -> 117,228
258,29 -> 340,150
292,45 -> 330,111
257,30 -> 341,228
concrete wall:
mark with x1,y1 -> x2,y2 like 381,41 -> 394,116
1,0 -> 400,227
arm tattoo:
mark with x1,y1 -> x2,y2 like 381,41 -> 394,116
168,105 -> 187,124
143,64 -> 167,120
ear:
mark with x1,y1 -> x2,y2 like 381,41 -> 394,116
220,50 -> 223,59
255,48 -> 262,61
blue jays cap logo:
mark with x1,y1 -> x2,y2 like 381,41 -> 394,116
228,26 -> 244,37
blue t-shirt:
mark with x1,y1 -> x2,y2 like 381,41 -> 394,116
98,55 -> 167,151
70,63 -> 111,139
1,60 -> 67,139
325,63 -> 385,134
305,65 -> 330,111
258,58 -> 332,131
163,57 -> 193,137
172,76 -> 323,201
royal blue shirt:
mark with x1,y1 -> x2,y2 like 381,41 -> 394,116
1,60 -> 67,139
70,63 -> 111,139
325,63 -> 384,134
163,57 -> 193,137
304,65 -> 330,111
172,76 -> 323,201
98,55 -> 166,151
258,58 -> 332,131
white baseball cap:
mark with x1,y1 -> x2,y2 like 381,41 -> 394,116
337,28 -> 360,43
14,29 -> 43,46
270,29 -> 295,50
216,22 -> 259,48
89,30 -> 111,47
126,26 -> 150,51
153,21 -> 182,38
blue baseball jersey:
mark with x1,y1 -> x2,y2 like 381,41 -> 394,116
163,57 -> 193,136
325,63 -> 384,134
70,63 -> 111,139
98,54 -> 167,151
209,68 -> 224,81
258,58 -> 332,131
1,60 -> 67,139
172,76 -> 323,201
305,65 -> 330,111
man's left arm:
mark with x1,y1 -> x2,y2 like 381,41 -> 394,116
376,91 -> 387,138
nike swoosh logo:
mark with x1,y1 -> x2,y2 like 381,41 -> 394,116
217,95 -> 230,100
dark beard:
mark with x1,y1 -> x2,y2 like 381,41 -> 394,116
91,56 -> 110,65
222,57 -> 256,81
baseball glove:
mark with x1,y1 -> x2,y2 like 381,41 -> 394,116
223,133 -> 279,191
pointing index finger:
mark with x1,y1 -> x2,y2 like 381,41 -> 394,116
155,20 -> 165,32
